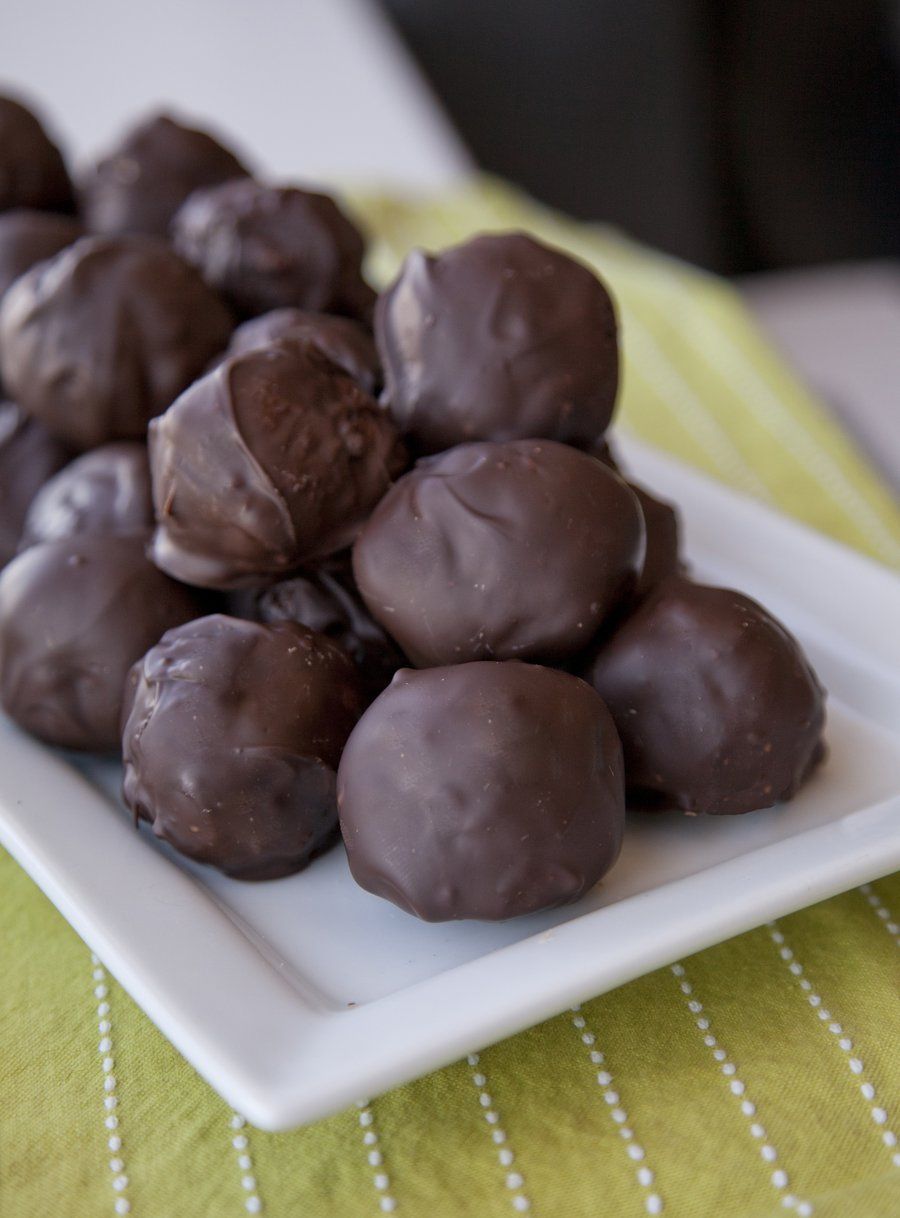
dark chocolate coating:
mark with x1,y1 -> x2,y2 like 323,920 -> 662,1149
20,442 -> 152,547
149,341 -> 407,589
0,235 -> 234,450
81,112 -> 250,238
122,615 -> 364,880
172,178 -> 375,321
239,553 -> 405,702
352,439 -> 644,666
0,210 -> 84,302
338,661 -> 625,921
630,482 -> 682,598
585,577 -> 826,815
0,401 -> 70,567
225,309 -> 381,394
375,231 -> 618,454
0,96 -> 74,214
0,535 -> 204,750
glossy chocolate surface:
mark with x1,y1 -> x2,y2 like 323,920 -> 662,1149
172,179 -> 375,320
0,401 -> 70,567
0,235 -> 234,450
585,577 -> 826,815
338,661 -> 625,920
149,341 -> 406,588
20,442 -> 152,547
353,439 -> 643,666
122,614 -> 364,879
0,535 -> 203,750
224,309 -> 380,394
81,112 -> 249,238
375,231 -> 618,453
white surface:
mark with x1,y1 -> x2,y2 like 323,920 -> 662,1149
0,0 -> 470,186
2,438 -> 899,1131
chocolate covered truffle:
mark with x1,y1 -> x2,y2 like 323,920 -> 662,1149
585,577 -> 826,815
239,553 -> 405,702
0,95 -> 74,214
122,615 -> 364,880
0,210 -> 84,302
338,661 -> 625,921
172,178 -> 375,321
149,340 -> 406,588
353,439 -> 644,666
20,442 -> 152,547
0,401 -> 70,567
81,112 -> 250,238
224,309 -> 381,394
0,535 -> 204,750
0,236 -> 234,450
375,231 -> 618,454
630,482 -> 682,598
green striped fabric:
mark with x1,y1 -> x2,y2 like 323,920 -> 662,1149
2,180 -> 898,1217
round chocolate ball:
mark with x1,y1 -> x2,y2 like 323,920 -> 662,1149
585,577 -> 826,815
0,95 -> 74,214
338,661 -> 625,921
81,112 -> 250,239
0,535 -> 204,750
122,615 -> 364,880
630,482 -> 682,599
225,309 -> 381,394
0,401 -> 70,567
20,442 -> 152,547
375,231 -> 619,454
0,235 -> 234,450
172,178 -> 375,321
149,340 -> 407,589
239,553 -> 405,703
0,210 -> 84,302
352,439 -> 644,666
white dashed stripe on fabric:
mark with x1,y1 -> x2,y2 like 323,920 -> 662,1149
669,963 -> 812,1214
766,924 -> 900,1167
859,885 -> 900,950
90,953 -> 132,1216
570,1006 -> 664,1214
228,1113 -> 264,1213
355,1099 -> 398,1212
466,1053 -> 532,1212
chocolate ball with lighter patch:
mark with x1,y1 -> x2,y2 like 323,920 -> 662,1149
0,96 -> 74,214
224,308 -> 381,394
0,236 -> 234,451
172,179 -> 375,321
375,231 -> 618,454
0,535 -> 204,750
122,615 -> 365,880
338,661 -> 625,921
149,340 -> 407,589
20,442 -> 152,548
236,552 -> 406,703
585,577 -> 826,815
0,211 -> 84,303
352,439 -> 644,666
0,401 -> 70,567
81,112 -> 250,238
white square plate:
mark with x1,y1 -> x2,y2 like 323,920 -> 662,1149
2,437 -> 899,1131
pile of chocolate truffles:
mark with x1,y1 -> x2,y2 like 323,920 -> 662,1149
0,94 -> 827,921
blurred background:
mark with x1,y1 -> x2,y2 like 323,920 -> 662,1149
384,0 -> 900,277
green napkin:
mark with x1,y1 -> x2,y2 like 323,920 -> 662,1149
2,180 -> 898,1218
